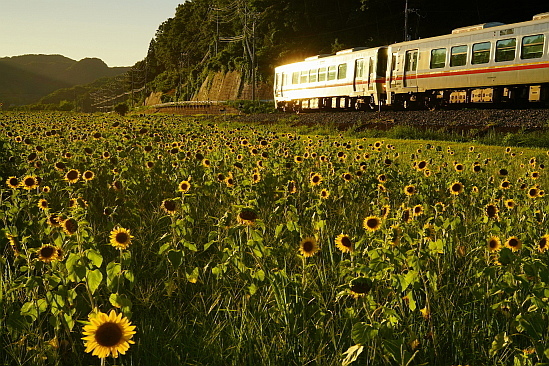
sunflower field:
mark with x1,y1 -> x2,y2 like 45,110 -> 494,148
1,112 -> 549,366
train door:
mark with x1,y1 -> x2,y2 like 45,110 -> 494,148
274,72 -> 283,98
367,58 -> 374,91
353,59 -> 365,93
404,49 -> 418,88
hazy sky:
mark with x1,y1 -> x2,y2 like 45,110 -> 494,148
0,1 -> 183,67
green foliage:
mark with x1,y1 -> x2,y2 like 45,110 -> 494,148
114,102 -> 129,116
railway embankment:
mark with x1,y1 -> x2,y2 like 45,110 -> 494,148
230,108 -> 549,133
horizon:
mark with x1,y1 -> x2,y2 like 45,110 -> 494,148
0,1 -> 184,67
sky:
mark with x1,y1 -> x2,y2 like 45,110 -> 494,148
0,1 -> 184,67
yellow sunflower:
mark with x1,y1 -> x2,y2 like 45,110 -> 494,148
62,218 -> 79,235
109,227 -> 133,250
37,244 -> 59,263
504,199 -> 516,209
320,189 -> 330,199
403,185 -> 416,196
64,169 -> 80,184
485,204 -> 499,219
82,310 -> 136,359
449,182 -> 464,195
527,187 -> 540,198
37,198 -> 49,210
287,180 -> 297,194
83,170 -> 95,181
161,199 -> 178,215
178,180 -> 191,193
309,173 -> 323,186
21,175 -> 39,190
6,176 -> 19,189
505,236 -> 522,252
412,204 -> 424,217
335,234 -> 353,253
237,208 -> 258,226
363,216 -> 382,232
487,236 -> 502,252
349,277 -> 372,298
538,234 -> 549,253
299,237 -> 319,257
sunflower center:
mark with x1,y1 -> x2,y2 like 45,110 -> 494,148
95,322 -> 123,347
64,219 -> 78,233
163,200 -> 176,211
508,238 -> 519,247
452,183 -> 461,192
67,171 -> 78,180
486,205 -> 497,217
25,178 -> 35,186
366,218 -> 379,229
341,237 -> 352,248
116,232 -> 129,244
239,210 -> 257,221
302,241 -> 314,252
40,246 -> 55,258
540,238 -> 547,249
489,239 -> 498,249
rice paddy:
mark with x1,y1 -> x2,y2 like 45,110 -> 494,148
1,112 -> 549,365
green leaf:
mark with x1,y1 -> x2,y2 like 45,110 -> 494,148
186,267 -> 199,283
490,332 -> 511,357
86,269 -> 103,295
167,249 -> 183,267
86,249 -> 103,268
109,293 -> 132,312
275,223 -> 284,238
106,261 -> 121,289
182,240 -> 197,252
351,322 -> 378,344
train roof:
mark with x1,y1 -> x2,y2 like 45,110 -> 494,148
389,12 -> 549,48
275,46 -> 386,69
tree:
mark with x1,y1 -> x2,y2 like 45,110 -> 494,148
114,103 -> 129,116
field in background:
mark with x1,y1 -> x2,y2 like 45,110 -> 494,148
1,112 -> 549,366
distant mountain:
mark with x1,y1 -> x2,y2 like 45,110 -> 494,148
0,54 -> 130,106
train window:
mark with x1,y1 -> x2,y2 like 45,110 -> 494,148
355,59 -> 364,78
309,69 -> 318,83
405,50 -> 418,71
300,70 -> 309,83
292,72 -> 299,84
338,64 -> 347,79
328,66 -> 337,81
472,42 -> 491,64
318,67 -> 327,82
521,34 -> 545,59
450,45 -> 467,67
495,38 -> 516,62
430,48 -> 447,69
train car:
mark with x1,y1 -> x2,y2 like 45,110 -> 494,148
387,12 -> 549,109
274,46 -> 388,111
274,12 -> 549,111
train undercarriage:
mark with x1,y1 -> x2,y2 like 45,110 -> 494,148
277,83 -> 549,112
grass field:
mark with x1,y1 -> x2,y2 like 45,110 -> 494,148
1,112 -> 549,366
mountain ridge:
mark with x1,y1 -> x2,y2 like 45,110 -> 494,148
0,54 -> 130,106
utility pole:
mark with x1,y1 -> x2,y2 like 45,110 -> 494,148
404,0 -> 410,41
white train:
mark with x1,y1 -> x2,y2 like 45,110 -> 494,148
274,12 -> 549,111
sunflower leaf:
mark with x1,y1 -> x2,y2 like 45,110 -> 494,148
86,269 -> 103,295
